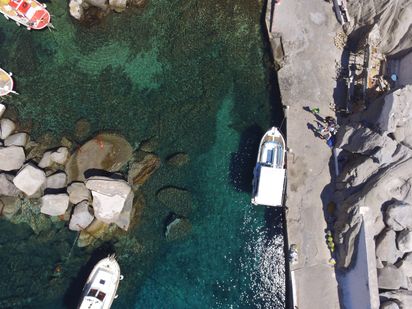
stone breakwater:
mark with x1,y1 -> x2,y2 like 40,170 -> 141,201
0,103 -> 193,247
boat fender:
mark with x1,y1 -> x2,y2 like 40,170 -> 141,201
114,295 -> 119,299
16,21 -> 20,26
120,275 -> 124,280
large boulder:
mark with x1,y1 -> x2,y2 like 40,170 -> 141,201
397,253 -> 412,277
380,291 -> 412,309
66,134 -> 133,182
0,118 -> 16,139
385,202 -> 412,231
40,193 -> 70,216
0,173 -> 20,196
13,164 -> 46,196
4,133 -> 29,147
165,217 -> 192,241
377,264 -> 408,290
127,154 -> 160,188
166,152 -> 189,167
380,301 -> 400,309
67,181 -> 90,204
397,229 -> 412,253
0,146 -> 25,171
69,0 -> 85,20
69,201 -> 94,231
376,229 -> 402,264
51,147 -> 69,165
46,172 -> 67,189
85,176 -> 133,230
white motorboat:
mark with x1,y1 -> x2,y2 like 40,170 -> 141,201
251,127 -> 286,207
78,255 -> 123,309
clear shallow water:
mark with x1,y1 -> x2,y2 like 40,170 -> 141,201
0,0 -> 285,307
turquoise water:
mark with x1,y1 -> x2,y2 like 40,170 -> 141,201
0,0 -> 285,307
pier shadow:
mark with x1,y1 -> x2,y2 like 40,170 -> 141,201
63,244 -> 115,309
229,124 -> 263,193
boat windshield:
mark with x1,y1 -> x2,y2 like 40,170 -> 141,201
261,141 -> 283,168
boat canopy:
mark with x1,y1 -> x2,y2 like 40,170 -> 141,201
253,165 -> 285,207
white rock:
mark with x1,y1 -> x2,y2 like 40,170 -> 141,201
376,229 -> 402,264
69,201 -> 94,231
38,151 -> 52,168
0,118 -> 16,139
46,172 -> 67,189
385,202 -> 412,231
113,190 -> 134,230
0,146 -> 25,171
0,173 -> 20,196
69,0 -> 84,20
85,0 -> 108,10
397,229 -> 412,253
13,163 -> 46,196
397,253 -> 412,277
67,182 -> 90,204
50,147 -> 69,165
86,176 -> 132,229
40,193 -> 70,216
109,0 -> 127,12
0,104 -> 5,118
4,133 -> 29,147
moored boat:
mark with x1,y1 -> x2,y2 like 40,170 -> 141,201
0,68 -> 14,97
78,255 -> 123,309
0,0 -> 51,30
251,127 -> 286,207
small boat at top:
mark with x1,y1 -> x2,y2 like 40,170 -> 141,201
0,0 -> 51,30
251,127 -> 286,207
78,255 -> 123,309
0,68 -> 14,97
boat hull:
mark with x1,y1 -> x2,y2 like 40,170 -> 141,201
78,255 -> 121,309
251,127 -> 286,207
0,68 -> 14,97
0,0 -> 50,30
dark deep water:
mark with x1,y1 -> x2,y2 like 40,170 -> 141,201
0,0 -> 285,307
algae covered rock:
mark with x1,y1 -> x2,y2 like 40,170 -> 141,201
166,152 -> 189,167
128,153 -> 160,188
165,216 -> 191,241
10,198 -> 52,234
65,133 -> 133,182
156,186 -> 193,216
77,219 -> 117,247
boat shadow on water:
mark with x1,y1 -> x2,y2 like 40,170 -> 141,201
228,124 -> 264,193
63,244 -> 115,309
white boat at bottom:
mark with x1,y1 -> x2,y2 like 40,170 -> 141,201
251,127 -> 286,207
78,255 -> 122,309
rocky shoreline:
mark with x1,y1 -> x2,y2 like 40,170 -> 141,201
0,104 -> 192,248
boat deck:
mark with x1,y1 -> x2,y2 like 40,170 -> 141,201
0,0 -> 50,29
0,69 -> 13,96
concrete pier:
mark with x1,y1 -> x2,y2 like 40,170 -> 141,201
265,0 -> 343,308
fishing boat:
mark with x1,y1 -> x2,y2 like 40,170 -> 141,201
251,127 -> 286,207
78,255 -> 123,309
0,0 -> 51,30
0,68 -> 14,97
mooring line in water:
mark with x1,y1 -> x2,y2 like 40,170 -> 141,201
65,232 -> 80,263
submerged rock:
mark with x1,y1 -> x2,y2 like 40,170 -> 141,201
74,118 -> 91,141
77,219 -> 116,247
139,137 -> 158,153
166,152 -> 189,167
0,196 -> 20,219
165,216 -> 191,241
13,164 -> 46,196
128,154 -> 160,188
40,193 -> 70,216
66,133 -> 133,182
0,146 -> 25,171
67,181 -> 90,204
69,201 -> 94,231
0,173 -> 20,196
157,186 -> 193,216
85,176 -> 133,230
